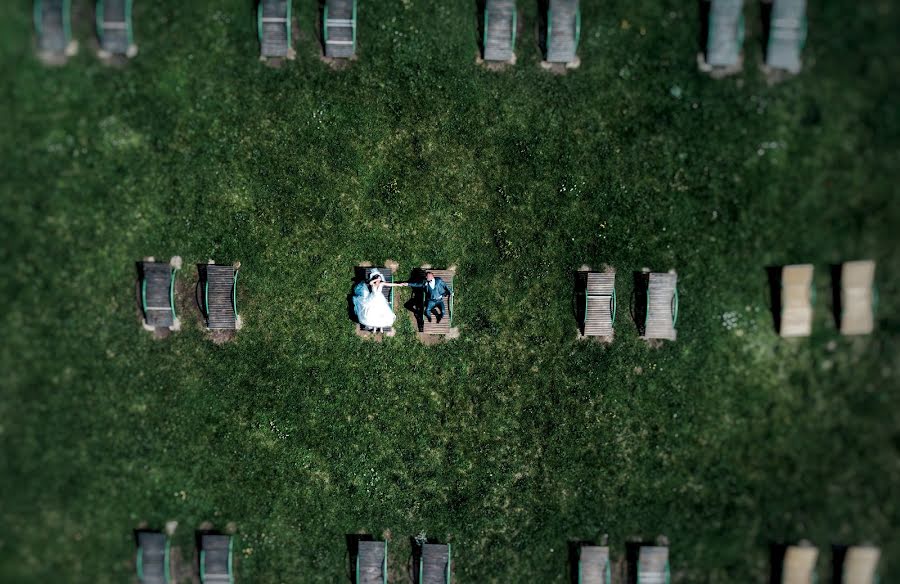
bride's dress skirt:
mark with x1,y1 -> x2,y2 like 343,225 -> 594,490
354,291 -> 396,328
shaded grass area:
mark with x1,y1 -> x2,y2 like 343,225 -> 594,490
1,0 -> 899,582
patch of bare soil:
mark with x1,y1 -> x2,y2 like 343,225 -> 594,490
209,329 -> 237,345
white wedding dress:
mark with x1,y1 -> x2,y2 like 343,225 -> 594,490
354,281 -> 396,329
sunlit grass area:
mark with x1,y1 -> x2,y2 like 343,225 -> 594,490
1,0 -> 898,582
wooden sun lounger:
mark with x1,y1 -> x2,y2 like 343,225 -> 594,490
577,544 -> 610,584
837,260 -> 876,335
324,0 -> 357,58
545,0 -> 580,64
700,0 -> 744,70
780,264 -> 814,337
839,546 -> 880,584
357,540 -> 387,584
140,261 -> 177,329
200,534 -> 234,584
781,544 -> 818,584
764,0 -> 807,73
483,0 -> 516,62
136,531 -> 172,584
421,269 -> 454,336
642,272 -> 678,341
581,271 -> 616,337
258,0 -> 291,58
419,543 -> 451,584
638,545 -> 670,584
358,266 -> 394,331
34,0 -> 74,56
202,264 -> 239,330
96,0 -> 136,56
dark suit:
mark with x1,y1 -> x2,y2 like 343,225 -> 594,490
408,277 -> 452,321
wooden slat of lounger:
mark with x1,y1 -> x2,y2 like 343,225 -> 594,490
706,0 -> 743,67
261,0 -> 289,57
325,0 -> 355,58
484,0 -> 515,62
357,541 -> 385,584
207,265 -> 236,330
546,0 -> 578,64
137,532 -> 168,584
39,0 -> 68,53
644,273 -> 677,340
421,543 -> 449,584
201,535 -> 231,581
840,260 -> 875,335
766,0 -> 806,72
584,272 -> 615,337
142,262 -> 174,328
580,545 -> 609,584
638,546 -> 669,584
781,264 -> 813,337
842,546 -> 880,584
422,269 -> 453,336
782,545 -> 817,584
100,0 -> 130,54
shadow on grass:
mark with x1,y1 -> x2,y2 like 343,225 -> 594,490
573,271 -> 587,335
765,265 -> 783,335
346,533 -> 376,583
631,271 -> 649,337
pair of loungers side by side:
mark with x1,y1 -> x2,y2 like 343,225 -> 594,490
138,261 -> 239,331
575,543 -> 669,584
34,0 -> 136,60
578,269 -> 677,342
779,543 -> 881,584
698,0 -> 807,75
257,0 -> 357,60
136,532 -> 234,584
355,540 -> 450,584
777,260 -> 877,337
353,265 -> 455,336
480,0 -> 580,66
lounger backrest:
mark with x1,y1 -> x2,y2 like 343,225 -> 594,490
780,264 -> 813,337
766,0 -> 807,72
546,0 -> 580,64
705,0 -> 744,67
97,0 -> 133,55
35,0 -> 71,54
638,546 -> 670,584
842,546 -> 880,584
258,0 -> 290,57
782,545 -> 817,584
324,0 -> 357,58
200,535 -> 233,583
363,267 -> 393,305
483,0 -> 516,62
578,545 -> 610,584
137,532 -> 170,584
420,543 -> 451,584
840,260 -> 876,335
357,540 -> 387,584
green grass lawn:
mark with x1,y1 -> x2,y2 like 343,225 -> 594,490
1,0 -> 899,582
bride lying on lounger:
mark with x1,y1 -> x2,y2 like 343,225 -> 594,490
353,270 -> 402,331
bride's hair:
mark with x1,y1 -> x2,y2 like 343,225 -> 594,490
368,270 -> 382,283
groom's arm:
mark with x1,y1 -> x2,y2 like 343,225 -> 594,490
406,281 -> 425,289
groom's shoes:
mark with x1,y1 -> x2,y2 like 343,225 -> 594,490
435,313 -> 443,324
425,313 -> 432,323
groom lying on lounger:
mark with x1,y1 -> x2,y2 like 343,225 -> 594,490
397,271 -> 453,323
